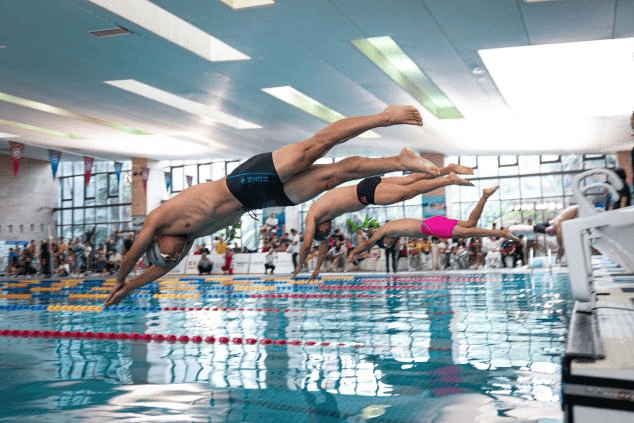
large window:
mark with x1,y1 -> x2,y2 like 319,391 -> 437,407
56,160 -> 132,245
445,153 -> 618,229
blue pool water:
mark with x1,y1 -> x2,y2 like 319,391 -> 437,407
0,271 -> 571,422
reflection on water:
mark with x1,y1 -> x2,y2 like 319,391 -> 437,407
0,271 -> 571,422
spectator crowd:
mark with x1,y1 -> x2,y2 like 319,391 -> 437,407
3,217 -> 558,278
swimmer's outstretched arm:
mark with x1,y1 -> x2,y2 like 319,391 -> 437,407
291,216 -> 318,279
105,264 -> 171,306
308,242 -> 329,281
348,234 -> 382,262
106,216 -> 161,306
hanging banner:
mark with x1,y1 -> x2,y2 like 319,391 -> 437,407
186,175 -> 193,188
114,161 -> 123,184
47,149 -> 62,178
164,171 -> 172,192
142,167 -> 150,192
9,141 -> 24,177
83,156 -> 94,187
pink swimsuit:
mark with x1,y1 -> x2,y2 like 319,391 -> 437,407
420,216 -> 458,239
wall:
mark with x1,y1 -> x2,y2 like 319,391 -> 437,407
0,154 -> 58,241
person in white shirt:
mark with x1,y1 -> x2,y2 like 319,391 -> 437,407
287,229 -> 301,269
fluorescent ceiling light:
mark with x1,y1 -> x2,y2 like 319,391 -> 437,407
0,91 -> 151,135
105,79 -> 261,129
262,86 -> 380,138
0,132 -> 18,138
0,118 -> 81,139
352,36 -> 462,120
90,0 -> 249,62
479,38 -> 634,117
221,0 -> 275,10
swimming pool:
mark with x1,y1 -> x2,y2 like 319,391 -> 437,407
0,271 -> 570,422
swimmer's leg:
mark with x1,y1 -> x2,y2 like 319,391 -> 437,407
374,172 -> 472,205
457,185 -> 498,228
272,105 -> 423,182
283,149 -> 437,204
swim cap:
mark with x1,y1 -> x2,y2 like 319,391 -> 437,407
145,237 -> 194,269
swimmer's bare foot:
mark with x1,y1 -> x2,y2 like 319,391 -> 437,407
448,172 -> 474,186
383,105 -> 423,126
483,185 -> 499,196
502,228 -> 520,242
447,163 -> 475,175
399,148 -> 439,176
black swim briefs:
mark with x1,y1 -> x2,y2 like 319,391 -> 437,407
533,222 -> 549,234
225,152 -> 296,211
356,176 -> 382,205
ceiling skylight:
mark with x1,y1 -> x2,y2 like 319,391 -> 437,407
221,0 -> 275,10
352,36 -> 462,120
0,118 -> 81,139
262,86 -> 380,138
479,37 -> 634,117
90,0 -> 249,62
0,92 -> 151,135
0,132 -> 17,138
105,79 -> 261,129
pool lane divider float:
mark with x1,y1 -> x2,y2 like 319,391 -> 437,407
0,304 -> 454,316
0,328 -> 368,349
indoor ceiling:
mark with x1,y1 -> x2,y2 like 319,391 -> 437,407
1,0 -> 634,163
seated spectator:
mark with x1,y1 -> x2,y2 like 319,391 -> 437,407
264,247 -> 277,274
197,250 -> 213,275
56,254 -> 70,277
105,251 -> 120,275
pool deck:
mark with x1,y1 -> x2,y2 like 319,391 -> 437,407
563,255 -> 634,423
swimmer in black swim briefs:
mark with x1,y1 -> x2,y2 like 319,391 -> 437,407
292,168 -> 474,280
107,105 -> 441,306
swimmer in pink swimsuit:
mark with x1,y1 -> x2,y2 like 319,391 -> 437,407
348,186 -> 519,262
420,216 -> 459,239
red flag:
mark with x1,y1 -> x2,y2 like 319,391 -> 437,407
9,142 -> 24,177
84,156 -> 94,187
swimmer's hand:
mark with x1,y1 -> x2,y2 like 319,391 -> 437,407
105,280 -> 129,307
308,269 -> 320,282
290,267 -> 300,280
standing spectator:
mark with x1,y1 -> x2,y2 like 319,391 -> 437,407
419,236 -> 432,270
97,245 -> 108,273
607,168 -> 631,209
468,238 -> 484,269
383,236 -> 400,273
264,247 -> 277,274
221,248 -> 233,275
40,239 -> 51,277
215,236 -> 228,255
431,237 -> 447,270
455,239 -> 469,269
83,241 -> 93,273
122,233 -> 134,256
288,229 -> 301,270
327,238 -> 346,271
7,248 -> 17,275
264,213 -> 279,236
